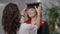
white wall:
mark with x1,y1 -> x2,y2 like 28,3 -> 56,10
0,4 -> 6,34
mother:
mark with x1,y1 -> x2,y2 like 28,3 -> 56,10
2,3 -> 20,34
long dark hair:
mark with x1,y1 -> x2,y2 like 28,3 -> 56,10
2,3 -> 21,34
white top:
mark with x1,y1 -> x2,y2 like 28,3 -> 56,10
17,23 -> 38,34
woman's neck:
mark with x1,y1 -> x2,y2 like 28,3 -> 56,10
31,16 -> 37,23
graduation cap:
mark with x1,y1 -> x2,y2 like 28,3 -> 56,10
26,2 -> 42,8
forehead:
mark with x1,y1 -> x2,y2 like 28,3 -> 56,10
27,8 -> 35,10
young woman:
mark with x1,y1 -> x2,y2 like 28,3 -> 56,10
20,4 -> 49,34
17,6 -> 39,34
2,3 -> 20,34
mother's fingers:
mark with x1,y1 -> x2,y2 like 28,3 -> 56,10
23,5 -> 27,11
21,5 -> 27,15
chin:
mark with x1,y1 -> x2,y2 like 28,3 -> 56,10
29,15 -> 33,18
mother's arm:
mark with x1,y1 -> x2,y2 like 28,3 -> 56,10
20,6 -> 27,23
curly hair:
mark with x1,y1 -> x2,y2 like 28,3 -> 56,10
2,3 -> 21,34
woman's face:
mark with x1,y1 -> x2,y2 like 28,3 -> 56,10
26,8 -> 37,18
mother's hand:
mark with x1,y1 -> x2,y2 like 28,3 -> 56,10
21,6 -> 27,15
20,6 -> 27,23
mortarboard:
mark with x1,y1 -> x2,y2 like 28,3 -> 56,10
26,2 -> 42,8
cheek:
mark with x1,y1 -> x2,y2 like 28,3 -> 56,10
31,11 -> 36,15
26,10 -> 30,14
27,11 -> 36,15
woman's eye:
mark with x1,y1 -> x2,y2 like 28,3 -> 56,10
31,9 -> 34,11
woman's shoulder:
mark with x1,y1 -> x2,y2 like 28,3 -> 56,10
40,19 -> 46,26
25,18 -> 31,24
25,19 -> 46,26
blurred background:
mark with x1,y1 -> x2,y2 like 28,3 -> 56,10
0,0 -> 60,34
